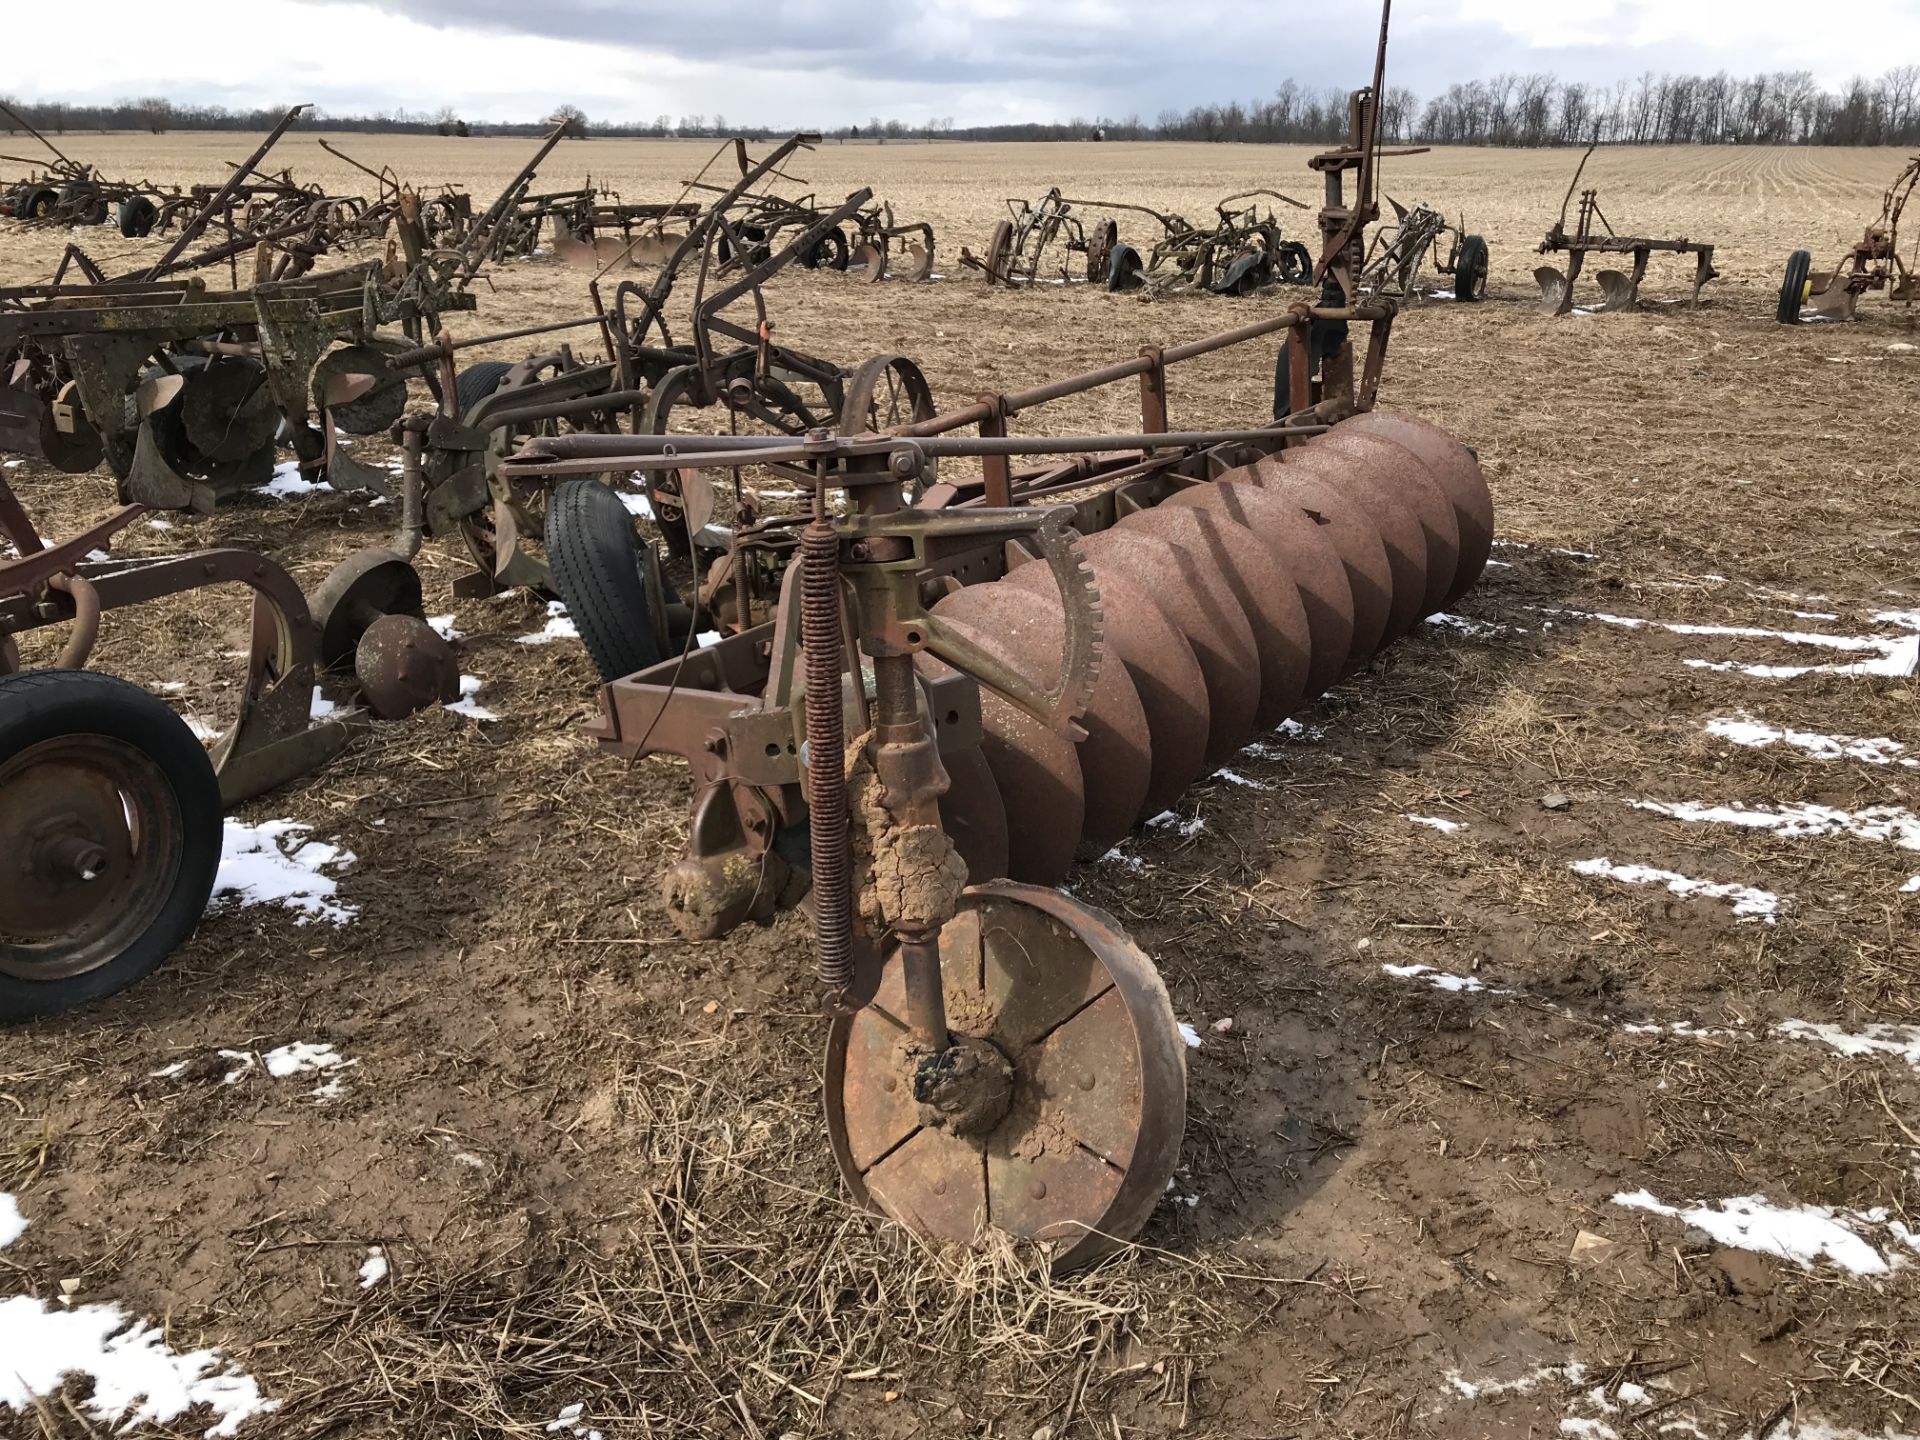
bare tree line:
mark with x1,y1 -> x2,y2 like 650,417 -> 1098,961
3,65 -> 1919,148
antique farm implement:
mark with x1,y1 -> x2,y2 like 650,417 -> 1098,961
386,133 -> 933,595
1359,198 -> 1485,302
0,101 -> 169,233
0,475 -> 454,1022
1103,190 -> 1316,294
1535,143 -> 1718,314
963,189 -> 1114,285
1777,153 -> 1917,323
494,2 -> 1495,1266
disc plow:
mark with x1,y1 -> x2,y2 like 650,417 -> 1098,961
487,0 -> 1491,1267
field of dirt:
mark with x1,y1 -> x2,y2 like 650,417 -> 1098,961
2,136 -> 1919,1440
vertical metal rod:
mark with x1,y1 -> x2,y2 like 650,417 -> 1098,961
142,105 -> 309,282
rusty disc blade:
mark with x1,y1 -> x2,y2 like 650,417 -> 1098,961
1340,412 -> 1493,609
933,583 -> 1151,857
1004,556 -> 1206,819
1307,428 -> 1459,621
1230,461 -> 1392,675
1164,481 -> 1354,703
1116,504 -> 1310,730
937,745 -> 1010,888
1271,448 -> 1429,647
1080,529 -> 1259,767
915,613 -> 1083,887
824,882 -> 1186,1272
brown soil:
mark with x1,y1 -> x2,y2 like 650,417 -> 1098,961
2,138 -> 1918,1440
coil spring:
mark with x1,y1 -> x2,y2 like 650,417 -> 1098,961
800,518 -> 853,994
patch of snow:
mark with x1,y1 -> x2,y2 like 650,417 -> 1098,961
1629,798 -> 1920,852
1425,611 -> 1512,637
358,1247 -> 388,1289
1620,1020 -> 1741,1039
262,1042 -> 354,1079
148,518 -> 173,531
1382,963 -> 1486,993
310,688 -> 338,720
183,714 -> 222,742
1213,768 -> 1267,789
1099,846 -> 1148,873
615,489 -> 654,519
1791,609 -> 1840,621
426,613 -> 464,641
1405,813 -> 1465,834
516,599 -> 578,645
261,461 -> 328,500
1685,634 -> 1919,680
1177,1021 -> 1202,1049
546,1402 -> 605,1440
695,631 -> 722,648
1776,1020 -> 1920,1073
212,819 -> 357,924
1706,712 -> 1913,767
445,674 -> 499,721
1276,717 -> 1327,741
1146,810 -> 1206,838
1571,856 -> 1783,922
1905,876 -> 1920,894
1612,1189 -> 1898,1276
0,1295 -> 278,1438
0,1194 -> 24,1248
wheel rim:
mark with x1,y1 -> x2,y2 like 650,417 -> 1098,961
0,736 -> 182,983
825,883 -> 1186,1272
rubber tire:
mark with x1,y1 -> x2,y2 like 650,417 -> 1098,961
0,670 -> 221,1023
1274,241 -> 1314,286
455,360 -> 516,417
20,186 -> 56,221
1454,235 -> 1488,302
117,195 -> 158,238
545,478 -> 664,681
802,227 -> 849,271
1106,241 -> 1144,292
1777,250 -> 1812,325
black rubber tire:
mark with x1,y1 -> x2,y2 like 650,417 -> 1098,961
117,195 -> 158,238
1454,234 -> 1488,302
1106,241 -> 1144,292
19,186 -> 57,221
455,360 -> 516,417
1777,249 -> 1812,325
0,670 -> 222,1023
802,227 -> 849,271
545,478 -> 664,681
1272,241 -> 1314,286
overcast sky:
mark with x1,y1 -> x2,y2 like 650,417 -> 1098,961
9,0 -> 1915,127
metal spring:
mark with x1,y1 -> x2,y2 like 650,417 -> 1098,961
800,517 -> 853,994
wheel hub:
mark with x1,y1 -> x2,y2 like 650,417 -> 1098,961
0,737 -> 178,980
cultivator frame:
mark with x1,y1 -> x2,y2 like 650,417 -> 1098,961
1360,198 -> 1482,302
1779,152 -> 1918,323
1535,143 -> 1717,315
